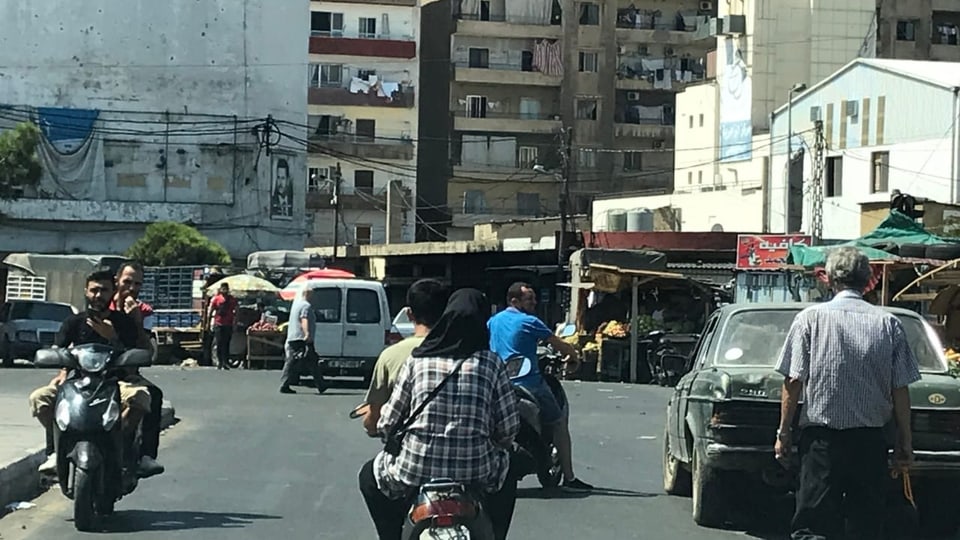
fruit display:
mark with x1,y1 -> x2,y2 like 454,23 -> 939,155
583,341 -> 600,352
599,320 -> 629,339
947,348 -> 960,378
634,315 -> 664,334
248,320 -> 280,333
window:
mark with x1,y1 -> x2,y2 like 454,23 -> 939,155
318,64 -> 342,87
579,2 -> 600,25
357,69 -> 377,81
521,51 -> 534,71
308,167 -> 327,192
313,288 -> 342,323
687,171 -> 692,185
356,119 -> 376,141
311,12 -> 344,35
354,170 -> 374,194
699,114 -> 704,127
468,48 -> 490,68
688,116 -> 693,128
466,95 -> 488,118
354,225 -> 373,246
347,289 -> 381,323
698,170 -> 703,184
359,17 -> 377,38
479,0 -> 491,20
826,156 -> 843,197
578,51 -> 598,72
897,20 -> 917,41
518,146 -> 539,169
935,21 -> 960,45
623,152 -> 642,171
517,192 -> 540,215
871,151 -> 889,194
463,189 -> 487,214
576,99 -> 598,120
577,149 -> 597,168
9,302 -> 73,322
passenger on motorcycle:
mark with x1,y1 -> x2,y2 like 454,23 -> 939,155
28,270 -> 159,478
488,282 -> 594,492
359,289 -> 520,540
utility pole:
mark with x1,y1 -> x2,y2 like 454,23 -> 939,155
810,120 -> 825,244
331,162 -> 342,262
557,127 -> 573,273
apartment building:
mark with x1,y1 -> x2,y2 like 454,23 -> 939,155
439,0 -> 717,238
307,0 -> 420,246
878,0 -> 960,63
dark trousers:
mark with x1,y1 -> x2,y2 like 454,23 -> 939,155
358,459 -> 518,540
280,342 -> 324,389
140,384 -> 164,459
215,325 -> 232,368
792,427 -> 887,540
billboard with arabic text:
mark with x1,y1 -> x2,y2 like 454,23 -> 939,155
736,234 -> 812,270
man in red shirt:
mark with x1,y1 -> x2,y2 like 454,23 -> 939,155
110,262 -> 165,478
208,283 -> 238,370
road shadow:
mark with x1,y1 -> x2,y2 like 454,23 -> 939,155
99,509 -> 282,533
516,486 -> 658,500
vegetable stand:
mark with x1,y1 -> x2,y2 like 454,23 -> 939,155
245,330 -> 285,369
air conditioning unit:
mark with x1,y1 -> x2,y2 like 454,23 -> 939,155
699,1 -> 712,11
627,91 -> 641,101
664,47 -> 675,56
652,139 -> 665,149
618,45 -> 627,54
638,45 -> 649,55
846,100 -> 860,119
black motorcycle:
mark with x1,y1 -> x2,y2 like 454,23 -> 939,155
504,346 -> 566,489
34,343 -> 153,532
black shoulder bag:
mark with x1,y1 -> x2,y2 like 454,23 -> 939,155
384,356 -> 469,456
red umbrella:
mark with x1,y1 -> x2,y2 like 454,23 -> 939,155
280,268 -> 356,300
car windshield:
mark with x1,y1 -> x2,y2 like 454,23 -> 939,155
714,309 -> 947,373
10,302 -> 73,322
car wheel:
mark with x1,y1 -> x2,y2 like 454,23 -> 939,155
691,444 -> 727,528
662,423 -> 691,496
0,337 -> 12,367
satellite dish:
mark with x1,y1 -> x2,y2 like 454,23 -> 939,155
711,224 -> 725,232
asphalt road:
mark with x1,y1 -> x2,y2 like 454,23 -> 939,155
0,366 -> 799,539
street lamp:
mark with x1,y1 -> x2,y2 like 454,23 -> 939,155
784,82 -> 807,234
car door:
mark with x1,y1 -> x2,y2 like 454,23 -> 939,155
673,313 -> 721,463
311,285 -> 345,359
342,284 -> 386,360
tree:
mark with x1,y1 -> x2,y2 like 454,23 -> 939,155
127,222 -> 232,267
0,122 -> 42,200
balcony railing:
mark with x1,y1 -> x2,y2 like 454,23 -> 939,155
452,110 -> 560,121
310,30 -> 414,41
454,61 -> 528,71
308,85 -> 415,108
308,133 -> 414,160
457,13 -> 560,26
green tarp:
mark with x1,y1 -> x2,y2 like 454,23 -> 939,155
787,210 -> 958,268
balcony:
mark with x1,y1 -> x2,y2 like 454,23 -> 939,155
454,63 -> 562,86
614,122 -> 675,139
615,9 -> 710,45
616,56 -> 706,91
308,134 -> 414,161
455,14 -> 562,39
453,111 -> 562,134
306,190 -> 385,211
309,32 -> 416,59
308,85 -> 415,108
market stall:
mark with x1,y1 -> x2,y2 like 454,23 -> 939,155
563,263 -> 722,384
204,274 -> 286,368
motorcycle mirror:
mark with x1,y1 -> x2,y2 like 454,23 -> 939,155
504,355 -> 533,379
34,348 -> 70,368
115,348 -> 153,368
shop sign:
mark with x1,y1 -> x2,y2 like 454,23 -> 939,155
736,234 -> 812,270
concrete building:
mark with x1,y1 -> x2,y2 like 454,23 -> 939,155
437,0 -> 717,238
0,0 -> 309,259
307,0 -> 420,247
768,58 -> 960,240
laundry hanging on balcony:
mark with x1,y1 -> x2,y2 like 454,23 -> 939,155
348,76 -> 402,101
532,39 -> 563,77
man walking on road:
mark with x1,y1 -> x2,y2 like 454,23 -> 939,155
208,282 -> 238,370
361,279 -> 448,435
775,247 -> 921,539
280,287 -> 325,394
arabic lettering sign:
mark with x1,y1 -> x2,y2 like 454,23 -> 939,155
736,234 -> 813,270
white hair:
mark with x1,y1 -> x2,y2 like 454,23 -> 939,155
825,246 -> 871,291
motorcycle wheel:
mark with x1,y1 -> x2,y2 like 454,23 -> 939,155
537,446 -> 562,489
73,468 -> 97,532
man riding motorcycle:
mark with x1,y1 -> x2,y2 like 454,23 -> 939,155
28,270 -> 161,478
488,282 -> 593,491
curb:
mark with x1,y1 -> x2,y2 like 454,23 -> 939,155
0,402 -> 177,512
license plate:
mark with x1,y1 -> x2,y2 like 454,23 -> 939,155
327,360 -> 361,368
419,527 -> 469,540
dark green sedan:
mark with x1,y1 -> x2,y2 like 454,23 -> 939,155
662,303 -> 960,533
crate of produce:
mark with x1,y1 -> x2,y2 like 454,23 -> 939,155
245,322 -> 285,369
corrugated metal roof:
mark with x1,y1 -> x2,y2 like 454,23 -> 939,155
860,58 -> 960,89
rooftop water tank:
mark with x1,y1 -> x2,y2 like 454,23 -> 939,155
606,210 -> 627,232
626,208 -> 653,232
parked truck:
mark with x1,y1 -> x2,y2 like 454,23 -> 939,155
2,253 -> 129,310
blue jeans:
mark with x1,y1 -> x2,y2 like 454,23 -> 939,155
519,377 -> 563,425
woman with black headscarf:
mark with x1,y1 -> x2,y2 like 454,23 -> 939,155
358,288 -> 521,540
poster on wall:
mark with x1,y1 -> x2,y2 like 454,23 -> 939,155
719,38 -> 752,162
270,156 -> 294,220
736,234 -> 812,270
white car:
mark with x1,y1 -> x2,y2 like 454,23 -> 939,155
391,307 -> 415,339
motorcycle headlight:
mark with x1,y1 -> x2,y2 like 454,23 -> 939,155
16,331 -> 38,343
55,399 -> 71,431
102,399 -> 120,430
75,348 -> 109,373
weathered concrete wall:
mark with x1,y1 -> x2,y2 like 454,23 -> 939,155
0,0 -> 310,257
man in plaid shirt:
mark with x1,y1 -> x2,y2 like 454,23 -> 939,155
359,289 -> 520,540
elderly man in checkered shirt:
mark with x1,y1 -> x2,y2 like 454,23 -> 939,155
774,246 -> 921,539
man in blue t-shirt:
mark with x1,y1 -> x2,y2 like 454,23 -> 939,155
488,282 -> 593,491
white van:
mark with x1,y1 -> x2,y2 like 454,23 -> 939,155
304,278 -> 391,381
